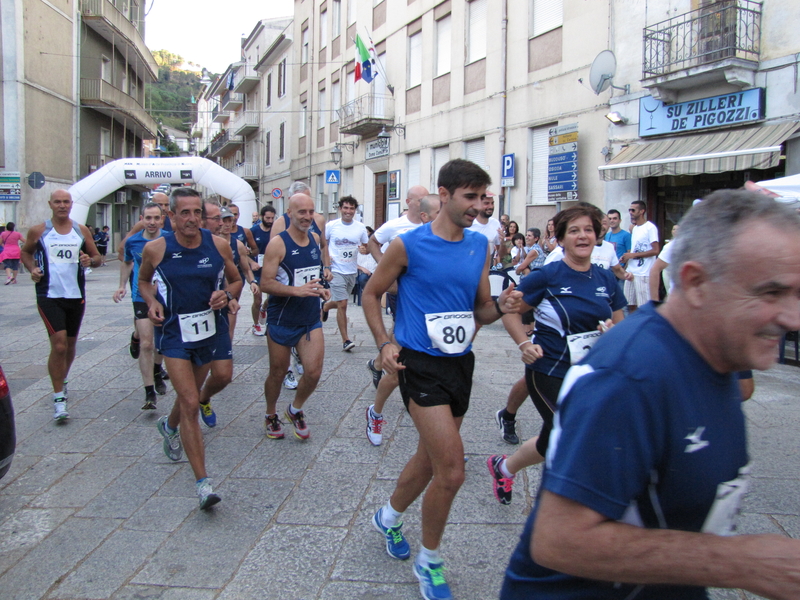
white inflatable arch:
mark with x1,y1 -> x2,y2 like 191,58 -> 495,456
68,157 -> 256,228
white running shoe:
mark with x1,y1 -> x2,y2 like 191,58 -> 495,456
283,370 -> 298,390
252,324 -> 266,336
291,347 -> 304,375
53,400 -> 69,422
366,404 -> 384,446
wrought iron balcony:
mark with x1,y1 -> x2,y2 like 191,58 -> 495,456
210,131 -> 243,157
337,94 -> 395,137
221,90 -> 244,111
80,78 -> 158,138
643,0 -> 761,78
212,104 -> 229,124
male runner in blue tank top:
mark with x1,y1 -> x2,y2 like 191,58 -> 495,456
249,205 -> 276,336
137,188 -> 241,509
260,193 -> 330,440
362,160 -> 522,600
21,189 -> 102,422
113,202 -> 168,410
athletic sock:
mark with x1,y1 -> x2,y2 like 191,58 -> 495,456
502,408 -> 516,421
164,422 -> 177,435
153,364 -> 161,374
288,404 -> 302,415
499,458 -> 514,479
53,393 -> 65,402
144,385 -> 155,396
381,500 -> 403,528
370,406 -> 383,419
417,545 -> 442,566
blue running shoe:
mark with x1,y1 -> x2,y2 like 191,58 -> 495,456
199,401 -> 217,427
414,560 -> 452,600
372,508 -> 410,560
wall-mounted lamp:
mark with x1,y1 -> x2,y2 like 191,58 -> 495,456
605,111 -> 628,125
377,124 -> 406,139
331,141 -> 358,165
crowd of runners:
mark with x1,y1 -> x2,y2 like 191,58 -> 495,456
14,159 -> 800,600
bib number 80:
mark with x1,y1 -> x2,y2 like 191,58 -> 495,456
425,311 -> 475,354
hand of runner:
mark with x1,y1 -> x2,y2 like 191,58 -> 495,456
520,342 -> 543,365
209,290 -> 228,311
147,302 -> 165,324
598,319 -> 613,333
498,282 -> 523,314
379,342 -> 406,375
79,250 -> 92,268
296,278 -> 328,298
29,267 -> 43,283
228,298 -> 241,315
113,288 -> 126,303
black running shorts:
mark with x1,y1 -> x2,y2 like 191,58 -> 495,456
397,347 -> 474,418
37,297 -> 85,338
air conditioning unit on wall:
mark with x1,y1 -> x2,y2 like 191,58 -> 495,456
115,191 -> 127,204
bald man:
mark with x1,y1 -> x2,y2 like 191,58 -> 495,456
260,193 -> 330,441
21,190 -> 101,422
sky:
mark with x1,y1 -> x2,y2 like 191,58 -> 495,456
144,0 -> 294,74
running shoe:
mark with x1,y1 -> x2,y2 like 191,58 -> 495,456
372,508 -> 410,560
414,560 -> 452,600
252,324 -> 266,336
53,399 -> 69,422
291,346 -> 304,375
284,406 -> 310,440
487,454 -> 515,505
283,370 -> 298,390
343,340 -> 355,352
154,371 -> 167,395
142,391 -> 157,410
367,359 -> 383,389
129,332 -> 140,359
265,414 -> 284,439
495,409 -> 520,445
322,307 -> 329,322
366,404 -> 384,446
199,401 -> 217,427
196,478 -> 221,510
157,416 -> 182,461
4,278 -> 9,285
158,365 -> 169,381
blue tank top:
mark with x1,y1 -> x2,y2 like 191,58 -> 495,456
267,230 -> 323,327
228,234 -> 240,268
124,229 -> 164,302
154,230 -> 225,349
250,223 -> 272,254
395,224 -> 487,356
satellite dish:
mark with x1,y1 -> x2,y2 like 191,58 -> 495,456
589,50 -> 617,95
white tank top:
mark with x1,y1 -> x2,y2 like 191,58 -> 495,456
41,224 -> 84,298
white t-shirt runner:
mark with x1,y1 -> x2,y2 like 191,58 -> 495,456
326,218 -> 369,275
626,221 -> 660,276
374,214 -> 421,252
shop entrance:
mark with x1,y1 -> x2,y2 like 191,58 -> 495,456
374,171 -> 388,228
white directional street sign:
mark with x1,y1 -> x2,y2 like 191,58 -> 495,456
548,123 -> 579,202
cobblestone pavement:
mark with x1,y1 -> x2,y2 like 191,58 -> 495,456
1,261 -> 798,599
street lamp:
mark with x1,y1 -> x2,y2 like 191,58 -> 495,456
331,141 -> 358,165
378,124 -> 406,139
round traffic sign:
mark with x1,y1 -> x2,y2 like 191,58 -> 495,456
28,172 -> 45,189
271,188 -> 282,199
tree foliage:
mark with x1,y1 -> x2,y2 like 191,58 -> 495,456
146,50 -> 213,132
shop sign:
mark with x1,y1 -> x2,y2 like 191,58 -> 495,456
366,137 -> 390,160
639,88 -> 764,137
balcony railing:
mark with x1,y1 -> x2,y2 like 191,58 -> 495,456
643,0 -> 761,78
221,90 -> 244,111
210,131 -> 243,157
337,94 -> 395,137
80,78 -> 158,137
232,162 -> 258,180
233,112 -> 260,136
212,104 -> 229,123
233,64 -> 260,94
80,0 -> 158,79
85,154 -> 114,175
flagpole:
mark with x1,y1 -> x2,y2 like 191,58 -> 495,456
364,27 -> 394,96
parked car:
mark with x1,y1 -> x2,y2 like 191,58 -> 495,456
0,364 -> 15,480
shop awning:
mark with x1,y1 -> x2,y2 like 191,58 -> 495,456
598,121 -> 799,181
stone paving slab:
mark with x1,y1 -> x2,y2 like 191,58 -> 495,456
0,261 -> 798,600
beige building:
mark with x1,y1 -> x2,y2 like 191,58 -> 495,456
0,0 -> 157,239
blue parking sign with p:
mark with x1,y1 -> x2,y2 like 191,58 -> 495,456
325,170 -> 340,184
502,154 -> 515,178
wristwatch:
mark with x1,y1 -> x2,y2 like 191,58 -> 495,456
224,291 -> 234,302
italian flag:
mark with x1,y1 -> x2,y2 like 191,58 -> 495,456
354,34 -> 375,84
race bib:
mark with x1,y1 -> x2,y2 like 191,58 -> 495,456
566,330 -> 602,364
257,254 -> 264,267
294,265 -> 319,286
48,241 -> 81,264
702,464 -> 750,536
179,308 -> 215,343
425,311 -> 475,354
339,248 -> 357,263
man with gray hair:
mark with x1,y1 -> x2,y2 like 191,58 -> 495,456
501,189 -> 800,599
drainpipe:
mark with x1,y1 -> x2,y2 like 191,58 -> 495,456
499,0 -> 508,214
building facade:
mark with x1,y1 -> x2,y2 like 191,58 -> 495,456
0,0 -> 158,240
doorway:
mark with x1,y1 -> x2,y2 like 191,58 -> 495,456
374,171 -> 387,227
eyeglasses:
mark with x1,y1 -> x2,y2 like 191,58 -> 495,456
628,209 -> 637,213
